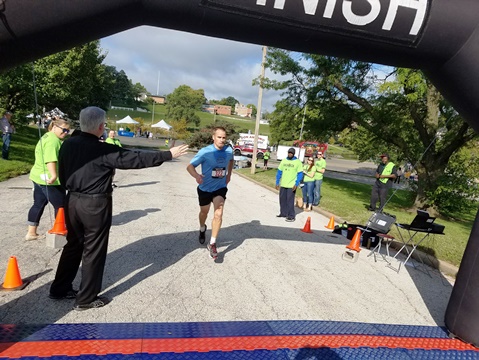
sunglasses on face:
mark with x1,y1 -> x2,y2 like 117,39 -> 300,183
57,125 -> 69,134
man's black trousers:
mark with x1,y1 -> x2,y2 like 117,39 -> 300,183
279,187 -> 296,219
50,192 -> 112,305
370,181 -> 390,211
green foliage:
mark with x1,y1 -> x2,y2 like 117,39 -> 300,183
144,97 -> 155,105
1,42 -> 149,121
0,64 -> 36,125
168,119 -> 189,140
34,41 -> 112,118
0,126 -> 42,181
187,129 -> 214,149
261,48 -> 479,212
426,145 -> 479,216
268,99 -> 302,144
220,96 -> 239,114
131,82 -> 148,99
187,121 -> 239,149
166,85 -> 205,126
246,103 -> 257,117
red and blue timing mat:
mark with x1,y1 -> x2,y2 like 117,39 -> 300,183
1,320 -> 478,359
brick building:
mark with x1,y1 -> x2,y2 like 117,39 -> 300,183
214,105 -> 232,115
235,103 -> 253,118
150,95 -> 166,104
202,104 -> 232,115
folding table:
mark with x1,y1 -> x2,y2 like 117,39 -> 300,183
389,222 -> 445,274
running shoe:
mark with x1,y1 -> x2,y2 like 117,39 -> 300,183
199,225 -> 207,244
207,243 -> 218,259
285,217 -> 295,222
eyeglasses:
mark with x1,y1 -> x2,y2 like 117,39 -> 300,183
308,159 -> 314,161
317,153 -> 323,156
56,125 -> 70,134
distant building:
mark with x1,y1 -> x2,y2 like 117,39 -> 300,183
214,105 -> 231,115
150,95 -> 166,104
136,92 -> 148,102
202,104 -> 215,113
235,103 -> 253,118
202,104 -> 232,116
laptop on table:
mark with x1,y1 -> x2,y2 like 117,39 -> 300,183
401,210 -> 445,234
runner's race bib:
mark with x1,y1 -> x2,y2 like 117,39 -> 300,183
212,167 -> 226,178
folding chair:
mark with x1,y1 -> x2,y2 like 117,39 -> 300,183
368,233 -> 395,263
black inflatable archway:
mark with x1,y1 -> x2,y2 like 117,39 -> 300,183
1,0 -> 478,346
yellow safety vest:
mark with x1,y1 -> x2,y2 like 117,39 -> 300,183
380,162 -> 395,184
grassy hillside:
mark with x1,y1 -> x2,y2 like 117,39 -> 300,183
106,104 -> 270,136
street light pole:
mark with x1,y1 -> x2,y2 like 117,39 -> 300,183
251,45 -> 267,175
151,103 -> 155,125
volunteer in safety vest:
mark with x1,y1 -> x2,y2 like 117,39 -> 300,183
275,147 -> 303,222
368,153 -> 397,212
263,149 -> 270,170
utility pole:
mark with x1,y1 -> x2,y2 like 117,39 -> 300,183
251,46 -> 267,175
151,71 -> 160,126
299,103 -> 307,141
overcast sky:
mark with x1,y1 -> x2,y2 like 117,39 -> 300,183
101,26 -> 283,113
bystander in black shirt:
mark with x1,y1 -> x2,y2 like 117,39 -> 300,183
59,132 -> 172,194
375,163 -> 397,185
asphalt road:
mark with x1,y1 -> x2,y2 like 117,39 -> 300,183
0,151 -> 453,326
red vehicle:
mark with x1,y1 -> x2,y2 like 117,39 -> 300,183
293,141 -> 328,157
233,142 -> 266,159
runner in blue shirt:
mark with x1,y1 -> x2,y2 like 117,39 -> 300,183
187,127 -> 234,259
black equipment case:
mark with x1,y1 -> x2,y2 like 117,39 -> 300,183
366,212 -> 396,233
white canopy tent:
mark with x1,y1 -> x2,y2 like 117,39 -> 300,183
116,115 -> 139,124
151,119 -> 172,130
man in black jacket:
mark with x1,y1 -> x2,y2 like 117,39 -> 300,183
49,106 -> 188,310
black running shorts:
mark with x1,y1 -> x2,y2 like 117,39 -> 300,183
197,187 -> 228,206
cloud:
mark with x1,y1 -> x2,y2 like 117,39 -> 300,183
101,26 -> 282,112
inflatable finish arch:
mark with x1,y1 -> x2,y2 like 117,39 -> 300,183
1,0 -> 479,346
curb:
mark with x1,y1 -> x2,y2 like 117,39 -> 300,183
233,169 -> 458,279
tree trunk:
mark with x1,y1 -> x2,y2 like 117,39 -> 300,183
413,152 -> 447,214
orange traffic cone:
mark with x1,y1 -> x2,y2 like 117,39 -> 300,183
48,208 -> 67,236
346,229 -> 362,252
1,256 -> 28,291
325,216 -> 335,229
301,216 -> 313,233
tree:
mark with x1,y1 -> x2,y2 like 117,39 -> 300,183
168,119 -> 189,140
0,42 -> 149,123
33,41 -> 113,118
166,85 -> 205,127
268,99 -> 303,144
0,64 -> 36,125
220,96 -> 239,114
187,121 -> 239,149
262,49 -> 478,213
131,82 -> 148,101
246,103 -> 257,117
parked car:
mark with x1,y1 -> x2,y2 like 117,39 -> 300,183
233,142 -> 266,159
293,141 -> 328,157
